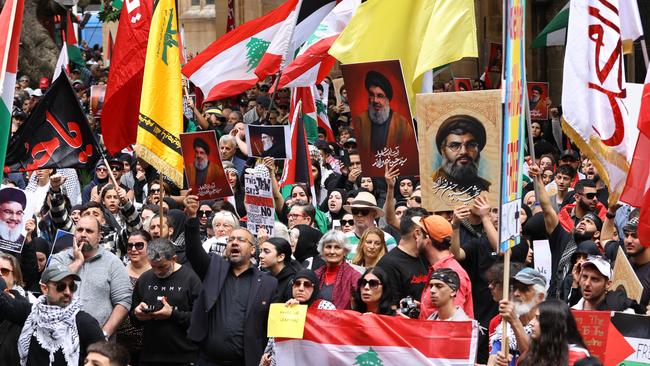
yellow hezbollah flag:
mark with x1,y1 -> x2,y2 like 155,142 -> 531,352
135,0 -> 184,187
329,0 -> 478,104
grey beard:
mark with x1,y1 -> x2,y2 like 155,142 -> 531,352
442,155 -> 480,181
368,105 -> 390,124
514,298 -> 536,317
195,160 -> 208,170
0,220 -> 22,242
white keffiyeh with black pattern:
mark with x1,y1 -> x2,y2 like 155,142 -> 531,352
18,295 -> 81,366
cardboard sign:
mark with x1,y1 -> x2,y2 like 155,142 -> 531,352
180,131 -> 233,200
612,246 -> 644,303
244,165 -> 275,236
532,240 -> 552,289
416,90 -> 502,213
245,125 -> 292,159
527,82 -> 551,120
573,310 -> 635,366
267,303 -> 308,339
0,186 -> 35,254
341,59 -> 419,177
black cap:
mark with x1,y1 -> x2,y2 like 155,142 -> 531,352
255,95 -> 271,108
0,187 -> 26,209
560,149 -> 580,161
581,212 -> 603,232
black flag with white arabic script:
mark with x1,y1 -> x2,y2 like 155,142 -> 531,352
4,75 -> 99,173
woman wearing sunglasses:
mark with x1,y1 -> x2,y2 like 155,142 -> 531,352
339,213 -> 355,234
352,267 -> 394,316
351,227 -> 387,268
116,230 -> 152,365
260,269 -> 335,366
197,203 -> 213,242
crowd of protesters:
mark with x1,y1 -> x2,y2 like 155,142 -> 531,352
1,49 -> 648,366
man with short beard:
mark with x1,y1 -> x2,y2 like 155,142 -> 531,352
488,268 -> 546,366
49,216 -> 132,340
0,187 -> 26,243
557,179 -> 607,232
185,138 -> 220,187
431,114 -> 490,199
352,70 -> 418,173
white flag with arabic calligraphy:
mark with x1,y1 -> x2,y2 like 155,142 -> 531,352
561,0 -> 643,204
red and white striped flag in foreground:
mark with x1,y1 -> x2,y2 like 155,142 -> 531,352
275,310 -> 478,365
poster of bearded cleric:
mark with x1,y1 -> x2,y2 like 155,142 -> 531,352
416,90 -> 502,212
341,60 -> 419,177
180,131 -> 233,200
0,186 -> 35,253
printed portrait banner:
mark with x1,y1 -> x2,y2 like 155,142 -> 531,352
341,59 -> 419,177
416,90 -> 502,213
0,186 -> 35,254
332,77 -> 347,108
573,310 -> 637,366
499,0 -> 527,251
453,78 -> 473,92
47,229 -> 74,267
90,85 -> 106,117
487,42 -> 503,73
245,125 -> 292,159
244,165 -> 275,236
180,131 -> 233,200
527,81 -> 550,120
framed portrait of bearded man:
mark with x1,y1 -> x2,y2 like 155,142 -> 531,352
416,90 -> 502,213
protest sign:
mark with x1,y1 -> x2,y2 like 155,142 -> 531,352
612,246 -> 644,303
453,78 -> 473,92
573,310 -> 635,366
416,90 -> 502,213
532,240 -> 552,289
46,229 -> 74,267
341,59 -> 419,177
0,186 -> 35,254
90,85 -> 106,117
267,303 -> 308,339
527,82 -> 550,120
487,42 -> 503,73
180,131 -> 233,200
245,125 -> 292,159
244,165 -> 275,236
611,312 -> 650,366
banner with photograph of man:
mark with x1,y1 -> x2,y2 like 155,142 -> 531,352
180,131 -> 233,200
416,90 -> 502,213
0,186 -> 35,254
90,85 -> 106,118
453,78 -> 473,92
245,125 -> 292,160
341,60 -> 419,177
488,43 -> 503,73
527,81 -> 550,120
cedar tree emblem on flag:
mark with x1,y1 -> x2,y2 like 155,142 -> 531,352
354,347 -> 384,366
246,37 -> 271,72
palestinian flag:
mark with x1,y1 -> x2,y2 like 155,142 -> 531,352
0,0 -> 24,176
275,310 -> 479,365
315,82 -> 335,142
280,100 -> 313,188
66,11 -> 85,68
531,2 -> 568,48
291,87 -> 318,143
254,0 -> 336,80
182,0 -> 299,102
278,0 -> 360,89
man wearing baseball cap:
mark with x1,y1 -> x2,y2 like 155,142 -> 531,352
412,214 -> 474,320
18,265 -> 104,366
571,256 -> 642,313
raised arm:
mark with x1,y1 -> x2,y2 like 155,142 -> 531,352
529,164 -> 559,235
383,165 -> 400,230
450,205 -> 470,261
472,195 -> 499,252
264,157 -> 285,216
183,191 -> 210,279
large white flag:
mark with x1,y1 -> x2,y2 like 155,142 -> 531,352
561,0 -> 643,204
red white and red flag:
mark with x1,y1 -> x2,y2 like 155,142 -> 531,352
275,310 -> 478,365
101,0 -> 154,155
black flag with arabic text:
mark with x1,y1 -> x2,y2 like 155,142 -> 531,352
4,75 -> 99,173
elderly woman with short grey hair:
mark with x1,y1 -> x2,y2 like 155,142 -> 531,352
313,230 -> 361,309
201,211 -> 241,254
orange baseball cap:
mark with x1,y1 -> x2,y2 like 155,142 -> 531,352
412,215 -> 453,242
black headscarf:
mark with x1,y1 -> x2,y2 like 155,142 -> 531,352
293,225 -> 323,263
293,268 -> 321,306
167,209 -> 187,241
319,188 -> 348,220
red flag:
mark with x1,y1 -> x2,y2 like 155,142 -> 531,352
280,101 -> 314,188
226,0 -> 235,31
621,68 -> 650,246
101,0 -> 154,155
66,11 -> 77,45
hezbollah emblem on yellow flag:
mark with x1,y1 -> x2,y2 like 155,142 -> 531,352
135,0 -> 184,187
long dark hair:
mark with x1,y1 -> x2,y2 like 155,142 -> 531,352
353,267 -> 395,316
520,299 -> 587,366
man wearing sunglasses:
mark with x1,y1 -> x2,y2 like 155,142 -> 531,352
18,265 -> 104,366
558,179 -> 607,232
342,192 -> 397,261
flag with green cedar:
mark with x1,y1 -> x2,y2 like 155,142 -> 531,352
532,2 -> 569,48
66,11 -> 86,68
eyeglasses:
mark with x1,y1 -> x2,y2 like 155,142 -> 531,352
1,209 -> 23,217
149,188 -> 160,194
341,219 -> 354,226
227,235 -> 252,244
288,213 -> 306,219
54,281 -> 78,293
0,267 -> 13,276
127,242 -> 145,251
110,166 -> 122,172
292,280 -> 314,289
359,279 -> 382,289
444,141 -> 480,152
408,196 -> 422,204
582,192 -> 597,200
351,208 -> 371,216
198,210 -> 213,217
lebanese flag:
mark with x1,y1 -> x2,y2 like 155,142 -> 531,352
0,0 -> 24,172
101,0 -> 154,155
182,0 -> 299,102
254,0 -> 336,80
315,83 -> 335,142
621,68 -> 650,246
278,0 -> 360,89
275,310 -> 478,365
280,100 -> 313,188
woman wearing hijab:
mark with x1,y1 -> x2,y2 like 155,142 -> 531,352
319,189 -> 347,228
292,225 -> 324,270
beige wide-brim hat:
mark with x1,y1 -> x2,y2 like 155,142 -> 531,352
343,191 -> 385,217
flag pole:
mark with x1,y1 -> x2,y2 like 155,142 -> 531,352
501,247 -> 511,354
159,176 -> 165,216
640,38 -> 650,71
102,156 -> 122,195
268,70 -> 283,112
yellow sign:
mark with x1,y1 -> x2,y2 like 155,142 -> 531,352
267,304 -> 308,339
